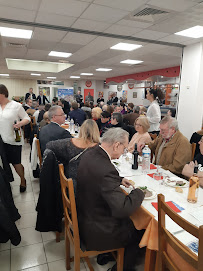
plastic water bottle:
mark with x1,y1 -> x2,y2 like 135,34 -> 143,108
70,118 -> 74,134
142,145 -> 151,173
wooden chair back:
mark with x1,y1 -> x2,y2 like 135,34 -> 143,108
34,134 -> 42,169
158,194 -> 203,271
191,143 -> 196,161
30,116 -> 36,131
59,164 -> 124,271
149,133 -> 157,141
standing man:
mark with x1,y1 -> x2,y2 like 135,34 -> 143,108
77,128 -> 145,270
75,90 -> 83,105
25,88 -> 36,101
85,92 -> 94,102
36,90 -> 49,105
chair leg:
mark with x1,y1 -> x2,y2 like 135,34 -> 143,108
117,248 -> 124,271
74,251 -> 81,271
56,231 -> 60,242
65,231 -> 71,270
84,257 -> 94,271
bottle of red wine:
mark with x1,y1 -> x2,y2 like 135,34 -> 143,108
132,143 -> 138,170
14,120 -> 21,142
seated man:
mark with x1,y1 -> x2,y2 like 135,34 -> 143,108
123,106 -> 140,126
77,128 -> 145,271
23,98 -> 32,111
182,136 -> 203,187
39,105 -> 72,154
97,111 -> 111,135
139,116 -> 191,176
68,101 -> 86,126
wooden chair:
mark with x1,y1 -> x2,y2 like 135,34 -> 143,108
149,133 -> 157,141
158,194 -> 203,271
59,164 -> 125,271
30,116 -> 36,132
34,134 -> 42,169
191,143 -> 196,161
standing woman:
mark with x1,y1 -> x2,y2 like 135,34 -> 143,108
0,84 -> 30,192
146,88 -> 164,134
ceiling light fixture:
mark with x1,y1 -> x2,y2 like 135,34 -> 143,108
0,27 -> 32,39
31,73 -> 41,76
47,77 -> 56,79
110,42 -> 142,51
80,73 -> 93,76
120,59 -> 143,65
175,25 -> 203,38
70,76 -> 80,78
49,51 -> 72,58
0,73 -> 9,76
96,68 -> 112,72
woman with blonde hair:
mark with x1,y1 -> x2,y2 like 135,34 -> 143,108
128,116 -> 152,152
47,119 -> 100,191
91,107 -> 102,121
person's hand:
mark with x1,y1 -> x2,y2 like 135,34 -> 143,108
13,122 -> 21,129
121,178 -> 134,188
137,143 -> 145,152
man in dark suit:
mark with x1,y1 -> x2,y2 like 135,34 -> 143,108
77,128 -> 145,271
25,88 -> 36,101
36,90 -> 49,105
69,101 -> 86,126
39,106 -> 72,154
23,98 -> 32,111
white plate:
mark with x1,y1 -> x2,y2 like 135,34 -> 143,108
165,177 -> 189,188
120,185 -> 157,200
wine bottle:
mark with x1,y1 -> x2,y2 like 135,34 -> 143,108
14,120 -> 21,142
132,143 -> 138,170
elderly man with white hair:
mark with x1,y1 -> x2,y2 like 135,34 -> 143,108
139,116 -> 192,175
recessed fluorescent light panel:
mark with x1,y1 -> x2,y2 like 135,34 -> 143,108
175,25 -> 203,38
31,73 -> 41,76
49,51 -> 72,58
120,59 -> 143,65
47,77 -> 56,79
0,74 -> 9,76
110,42 -> 142,51
80,73 -> 93,76
96,68 -> 112,72
70,76 -> 80,78
0,27 -> 32,39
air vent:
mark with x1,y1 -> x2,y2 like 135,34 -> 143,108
8,43 -> 26,48
134,8 -> 169,17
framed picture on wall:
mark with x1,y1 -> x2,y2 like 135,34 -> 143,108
133,92 -> 137,98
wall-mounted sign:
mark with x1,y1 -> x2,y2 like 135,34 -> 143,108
85,80 -> 92,87
133,92 -> 137,98
128,83 -> 134,89
58,88 -> 74,102
117,84 -> 122,92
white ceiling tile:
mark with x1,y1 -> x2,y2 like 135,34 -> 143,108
28,40 -> 58,51
93,0 -> 147,12
40,0 -> 90,17
80,4 -> 129,24
159,34 -> 192,43
26,49 -> 49,60
32,28 -> 67,42
148,0 -> 196,12
104,24 -> 142,36
134,29 -> 169,40
62,32 -> 96,45
0,6 -> 36,21
54,43 -> 83,53
2,47 -> 27,59
0,0 -> 40,10
35,12 -> 77,27
116,19 -> 154,29
72,18 -> 110,32
154,47 -> 182,57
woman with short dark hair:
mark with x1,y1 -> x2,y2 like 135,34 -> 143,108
0,84 -> 30,192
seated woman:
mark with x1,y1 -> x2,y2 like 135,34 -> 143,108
128,116 -> 152,153
190,128 -> 203,157
182,136 -> 203,187
46,119 -> 100,192
91,106 -> 102,121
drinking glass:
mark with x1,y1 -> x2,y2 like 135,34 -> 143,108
154,165 -> 162,181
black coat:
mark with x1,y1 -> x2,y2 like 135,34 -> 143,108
36,149 -> 63,232
76,145 -> 144,251
36,95 -> 49,105
0,168 -> 21,245
39,122 -> 72,154
25,93 -> 36,100
0,136 -> 14,182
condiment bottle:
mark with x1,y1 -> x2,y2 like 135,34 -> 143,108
187,175 -> 199,203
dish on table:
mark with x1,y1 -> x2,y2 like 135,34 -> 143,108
165,177 -> 189,188
138,186 -> 157,200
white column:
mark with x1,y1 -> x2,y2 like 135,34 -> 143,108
177,42 -> 203,140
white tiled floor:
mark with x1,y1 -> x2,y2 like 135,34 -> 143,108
1,143 -> 145,271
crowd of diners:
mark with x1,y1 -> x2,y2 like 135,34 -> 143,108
0,84 -> 203,271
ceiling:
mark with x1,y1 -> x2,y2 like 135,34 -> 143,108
0,0 -> 203,81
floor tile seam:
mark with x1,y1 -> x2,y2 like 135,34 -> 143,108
15,225 -> 39,232
16,262 -> 48,271
10,240 -> 43,250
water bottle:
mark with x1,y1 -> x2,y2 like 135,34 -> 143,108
132,144 -> 138,170
70,118 -> 74,134
142,145 -> 151,173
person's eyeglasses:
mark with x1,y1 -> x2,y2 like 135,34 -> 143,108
120,142 -> 128,154
55,114 -> 66,117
